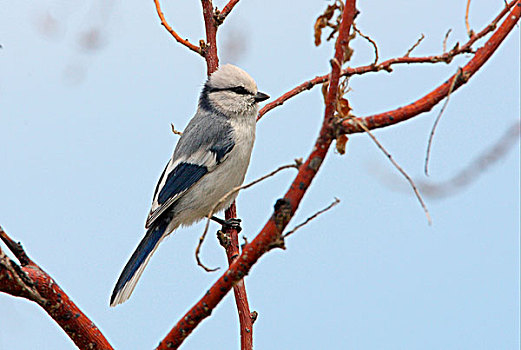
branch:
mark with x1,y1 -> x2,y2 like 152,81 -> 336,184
153,0 -> 202,55
341,1 -> 520,133
196,163 -> 299,272
221,205 -> 254,350
0,227 -> 113,350
283,198 -> 340,238
201,0 -> 219,73
420,121 -> 520,198
257,0 -> 517,121
216,0 -> 241,24
156,1 -> 358,348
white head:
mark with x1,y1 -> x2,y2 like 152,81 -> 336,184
201,64 -> 269,117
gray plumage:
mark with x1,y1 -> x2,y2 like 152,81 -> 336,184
110,64 -> 269,306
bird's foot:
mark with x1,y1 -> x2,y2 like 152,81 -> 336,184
211,216 -> 242,233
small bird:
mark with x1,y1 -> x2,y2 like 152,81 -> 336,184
110,65 -> 269,306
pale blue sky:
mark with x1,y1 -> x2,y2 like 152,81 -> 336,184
0,1 -> 519,349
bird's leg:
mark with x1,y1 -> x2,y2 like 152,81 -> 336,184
211,215 -> 242,233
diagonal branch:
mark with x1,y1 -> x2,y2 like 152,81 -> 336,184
216,0 -> 241,24
153,0 -> 202,55
341,1 -> 520,134
0,227 -> 113,350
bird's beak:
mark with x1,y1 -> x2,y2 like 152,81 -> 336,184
254,91 -> 270,103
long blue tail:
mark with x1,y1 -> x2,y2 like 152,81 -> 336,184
110,218 -> 169,306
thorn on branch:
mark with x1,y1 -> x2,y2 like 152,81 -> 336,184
250,311 -> 258,324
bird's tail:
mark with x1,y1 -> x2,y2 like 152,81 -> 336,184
110,218 -> 169,307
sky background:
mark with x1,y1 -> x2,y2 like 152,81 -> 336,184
0,1 -> 519,349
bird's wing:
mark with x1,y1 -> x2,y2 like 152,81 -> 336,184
145,133 -> 235,229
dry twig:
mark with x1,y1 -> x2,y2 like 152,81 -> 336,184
283,198 -> 340,238
405,34 -> 425,57
153,0 -> 202,55
421,121 -> 520,197
349,118 -> 432,224
424,68 -> 462,175
353,23 -> 379,65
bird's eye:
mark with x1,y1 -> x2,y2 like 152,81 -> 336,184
229,86 -> 251,95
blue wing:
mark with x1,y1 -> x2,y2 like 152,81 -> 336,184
146,161 -> 208,228
145,117 -> 235,229
158,162 -> 208,204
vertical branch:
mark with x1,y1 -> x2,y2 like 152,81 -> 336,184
201,1 -> 253,348
222,205 -> 254,350
201,0 -> 219,73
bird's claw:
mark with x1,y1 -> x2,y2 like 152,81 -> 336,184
223,218 -> 242,233
211,216 -> 242,233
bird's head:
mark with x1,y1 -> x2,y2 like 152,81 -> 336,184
201,64 -> 269,117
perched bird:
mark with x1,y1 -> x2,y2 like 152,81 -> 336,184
110,64 -> 269,306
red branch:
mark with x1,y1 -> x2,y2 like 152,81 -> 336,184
201,0 -> 219,73
223,205 -> 254,350
257,0 -> 517,121
156,1 -> 358,348
341,1 -> 520,133
216,0 -> 241,24
153,0 -> 202,55
0,227 -> 113,350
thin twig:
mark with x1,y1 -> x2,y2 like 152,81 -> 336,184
404,33 -> 425,57
353,23 -> 379,65
170,123 -> 183,136
424,68 -> 461,176
283,198 -> 340,238
465,0 -> 474,37
421,121 -> 520,197
442,29 -> 452,53
0,226 -> 33,266
153,0 -> 202,55
350,118 -> 432,224
195,162 -> 300,272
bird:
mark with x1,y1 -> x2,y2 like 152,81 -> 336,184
110,64 -> 269,306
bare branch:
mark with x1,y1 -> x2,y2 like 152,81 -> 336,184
348,118 -> 432,224
195,162 -> 299,272
283,198 -> 340,238
465,0 -> 475,37
216,0 -> 241,24
405,33 -> 425,57
153,0 -> 202,55
0,227 -> 113,350
421,121 -> 520,198
353,23 -> 379,65
424,67 -> 462,175
258,0 -> 518,121
442,29 -> 452,53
